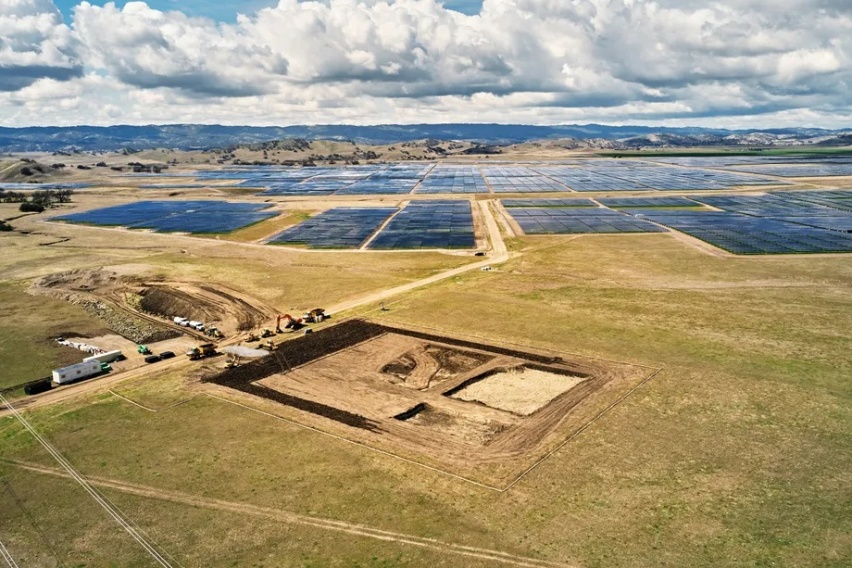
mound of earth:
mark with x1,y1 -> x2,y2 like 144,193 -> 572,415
139,284 -> 267,331
381,344 -> 493,390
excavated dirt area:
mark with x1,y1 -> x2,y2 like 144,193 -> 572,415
31,268 -> 180,344
30,267 -> 278,342
139,283 -> 269,332
450,366 -> 588,416
203,319 -> 655,485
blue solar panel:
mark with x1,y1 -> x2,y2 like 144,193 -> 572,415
506,207 -> 667,234
501,199 -> 597,208
599,197 -> 700,208
0,183 -> 91,190
268,208 -> 397,248
630,211 -> 852,254
369,201 -> 475,249
53,200 -> 276,234
415,166 -> 489,194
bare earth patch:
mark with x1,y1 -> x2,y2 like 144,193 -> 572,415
451,366 -> 587,416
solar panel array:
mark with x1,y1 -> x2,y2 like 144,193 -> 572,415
633,211 -> 852,254
508,207 -> 667,234
690,192 -> 852,234
54,200 -> 276,234
779,190 -> 852,212
480,166 -> 570,193
414,165 -> 489,194
141,157 -> 809,196
531,166 -> 650,191
501,190 -> 852,253
731,164 -> 852,177
0,182 -> 91,190
502,199 -> 597,208
598,197 -> 700,208
368,201 -> 475,249
268,207 -> 397,248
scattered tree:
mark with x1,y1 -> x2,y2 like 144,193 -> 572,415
19,202 -> 45,213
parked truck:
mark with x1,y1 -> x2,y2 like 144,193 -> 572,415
186,343 -> 217,361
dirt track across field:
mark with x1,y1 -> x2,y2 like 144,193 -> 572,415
3,459 -> 574,568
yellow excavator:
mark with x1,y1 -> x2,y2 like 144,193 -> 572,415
275,314 -> 303,333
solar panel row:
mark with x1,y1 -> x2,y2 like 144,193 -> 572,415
369,201 -> 476,249
268,208 -> 397,248
54,200 -> 277,234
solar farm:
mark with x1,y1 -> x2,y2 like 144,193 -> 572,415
5,147 -> 852,568
45,155 -> 852,255
138,158 -> 797,196
501,190 -> 852,253
268,207 -> 397,248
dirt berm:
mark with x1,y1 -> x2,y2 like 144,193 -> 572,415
31,269 -> 180,344
139,284 -> 267,331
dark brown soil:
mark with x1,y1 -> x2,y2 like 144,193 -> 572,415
426,345 -> 493,376
140,286 -> 211,321
382,354 -> 417,380
199,285 -> 267,330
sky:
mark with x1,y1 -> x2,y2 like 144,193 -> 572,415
1,0 -> 851,129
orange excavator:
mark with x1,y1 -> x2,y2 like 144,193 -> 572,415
275,314 -> 303,333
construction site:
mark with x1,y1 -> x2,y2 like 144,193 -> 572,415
1,149 -> 850,568
203,319 -> 653,486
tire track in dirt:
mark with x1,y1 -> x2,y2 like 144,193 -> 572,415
3,460 -> 575,568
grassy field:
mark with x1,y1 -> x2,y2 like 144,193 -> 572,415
1,229 -> 850,566
0,281 -> 108,390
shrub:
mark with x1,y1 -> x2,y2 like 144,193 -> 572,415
20,202 -> 45,213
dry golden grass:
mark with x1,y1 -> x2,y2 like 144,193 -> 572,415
2,164 -> 851,566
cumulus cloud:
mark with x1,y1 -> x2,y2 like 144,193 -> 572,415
73,1 -> 288,97
0,0 -> 851,126
0,0 -> 82,91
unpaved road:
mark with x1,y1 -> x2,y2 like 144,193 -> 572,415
0,356 -> 195,418
4,459 -> 573,568
328,199 -> 511,315
2,201 -> 509,417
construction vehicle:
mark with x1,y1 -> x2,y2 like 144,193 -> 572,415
260,328 -> 275,338
137,345 -> 152,355
186,343 -> 217,361
260,339 -> 275,351
302,308 -> 327,324
205,326 -> 224,339
246,332 -> 260,343
225,353 -> 241,368
275,314 -> 302,333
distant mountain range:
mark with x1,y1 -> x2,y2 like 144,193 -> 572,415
1,123 -> 851,152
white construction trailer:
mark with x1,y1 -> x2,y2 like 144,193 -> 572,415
52,360 -> 102,385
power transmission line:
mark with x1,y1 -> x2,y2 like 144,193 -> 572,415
0,393 -> 175,567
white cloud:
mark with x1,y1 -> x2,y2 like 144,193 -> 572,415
0,0 -> 81,91
0,0 -> 851,127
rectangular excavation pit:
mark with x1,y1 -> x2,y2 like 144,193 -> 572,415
203,319 -> 656,486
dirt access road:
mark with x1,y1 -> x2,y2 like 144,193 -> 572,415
0,201 -> 510,418
4,459 -> 573,568
328,199 -> 511,314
